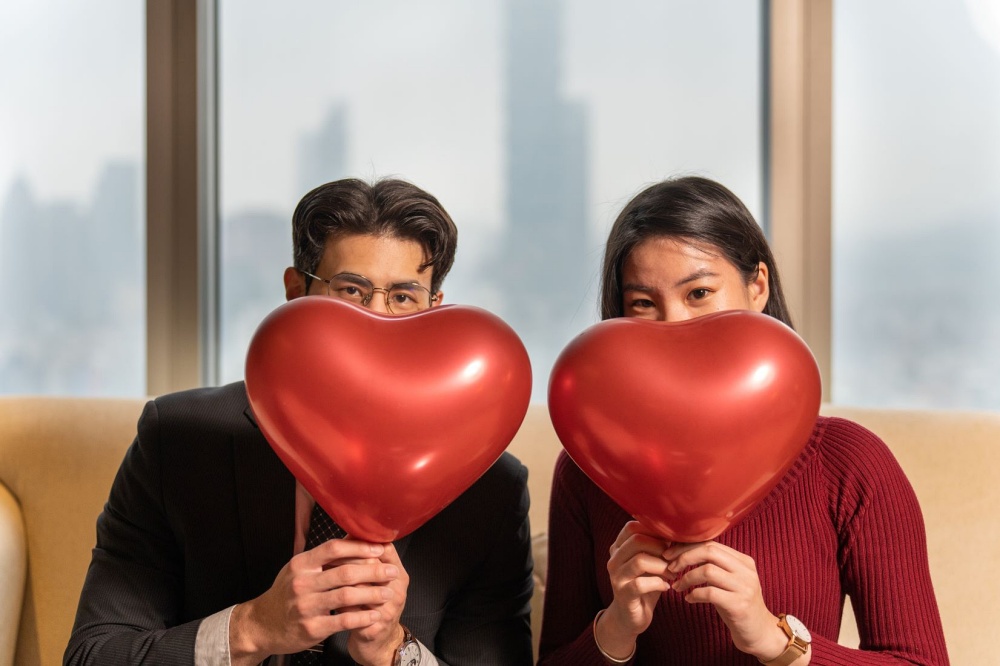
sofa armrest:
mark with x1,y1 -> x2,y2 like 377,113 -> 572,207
0,481 -> 26,666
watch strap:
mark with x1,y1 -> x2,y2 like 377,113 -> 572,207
758,614 -> 809,666
393,625 -> 419,666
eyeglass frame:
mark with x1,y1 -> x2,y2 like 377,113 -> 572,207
300,270 -> 439,313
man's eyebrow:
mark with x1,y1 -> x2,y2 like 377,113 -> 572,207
332,272 -> 370,284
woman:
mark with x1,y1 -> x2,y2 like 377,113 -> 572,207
538,177 -> 948,665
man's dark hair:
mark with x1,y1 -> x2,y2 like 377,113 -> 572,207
600,176 -> 794,327
292,178 -> 458,293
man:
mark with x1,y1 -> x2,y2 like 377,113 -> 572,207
65,179 -> 534,666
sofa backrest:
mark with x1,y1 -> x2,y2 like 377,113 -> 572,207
1,396 -> 995,665
821,405 -> 1000,656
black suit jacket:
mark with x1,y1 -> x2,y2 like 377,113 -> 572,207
65,382 -> 534,665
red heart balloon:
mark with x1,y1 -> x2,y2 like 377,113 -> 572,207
245,297 -> 532,542
548,310 -> 821,543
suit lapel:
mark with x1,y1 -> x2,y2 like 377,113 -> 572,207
234,403 -> 296,598
393,533 -> 415,561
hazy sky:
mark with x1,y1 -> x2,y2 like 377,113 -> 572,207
218,0 -> 763,242
0,1 -> 143,202
835,0 -> 1000,244
3,0 -> 998,236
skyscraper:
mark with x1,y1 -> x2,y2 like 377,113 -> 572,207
0,163 -> 142,394
499,0 -> 591,397
298,103 -> 350,198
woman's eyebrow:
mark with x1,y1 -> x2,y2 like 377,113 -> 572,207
674,268 -> 718,288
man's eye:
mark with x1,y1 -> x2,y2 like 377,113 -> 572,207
392,292 -> 417,304
334,285 -> 365,300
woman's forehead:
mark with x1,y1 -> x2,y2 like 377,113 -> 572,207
629,236 -> 723,266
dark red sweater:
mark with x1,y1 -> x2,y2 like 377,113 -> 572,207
538,417 -> 949,665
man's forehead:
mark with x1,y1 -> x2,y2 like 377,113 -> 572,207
318,233 -> 432,282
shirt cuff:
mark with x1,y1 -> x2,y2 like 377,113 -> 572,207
417,639 -> 440,666
194,605 -> 236,666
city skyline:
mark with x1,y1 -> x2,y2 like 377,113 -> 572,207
1,0 -> 998,411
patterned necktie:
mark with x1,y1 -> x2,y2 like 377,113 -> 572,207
304,501 -> 348,549
290,502 -> 348,666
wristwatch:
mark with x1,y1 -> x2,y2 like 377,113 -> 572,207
759,614 -> 811,666
393,625 -> 421,666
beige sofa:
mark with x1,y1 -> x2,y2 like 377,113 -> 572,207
1,396 -> 996,665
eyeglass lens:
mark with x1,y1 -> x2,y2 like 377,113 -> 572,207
326,273 -> 431,313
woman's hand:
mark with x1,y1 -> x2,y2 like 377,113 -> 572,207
665,541 -> 800,663
596,521 -> 675,659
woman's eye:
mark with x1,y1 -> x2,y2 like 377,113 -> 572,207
630,299 -> 655,309
688,288 -> 710,301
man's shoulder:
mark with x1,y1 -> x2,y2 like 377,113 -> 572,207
144,381 -> 252,435
406,450 -> 530,565
474,450 -> 528,493
441,451 -> 528,519
490,450 -> 528,477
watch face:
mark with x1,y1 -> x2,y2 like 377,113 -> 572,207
399,641 -> 421,666
784,614 -> 812,642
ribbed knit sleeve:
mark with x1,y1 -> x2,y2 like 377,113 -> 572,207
538,451 -> 624,665
807,417 -> 948,665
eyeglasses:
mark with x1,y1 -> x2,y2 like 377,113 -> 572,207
301,271 -> 437,314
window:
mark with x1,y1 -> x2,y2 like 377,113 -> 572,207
218,0 -> 765,400
833,0 -> 1000,409
0,1 -> 145,396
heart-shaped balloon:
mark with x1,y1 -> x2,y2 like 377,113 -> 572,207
548,310 -> 821,543
246,297 -> 532,542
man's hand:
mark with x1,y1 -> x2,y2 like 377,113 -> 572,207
228,539 -> 401,666
346,542 -> 410,666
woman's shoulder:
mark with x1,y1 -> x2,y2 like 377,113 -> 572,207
813,416 -> 892,459
551,449 -> 627,512
553,449 -> 598,490
811,415 -> 918,513
812,414 -> 897,468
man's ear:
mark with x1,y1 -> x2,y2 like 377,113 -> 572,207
431,290 -> 444,308
284,267 -> 307,301
748,262 -> 770,313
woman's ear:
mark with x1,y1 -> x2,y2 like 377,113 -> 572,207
284,267 -> 307,301
748,262 -> 770,313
